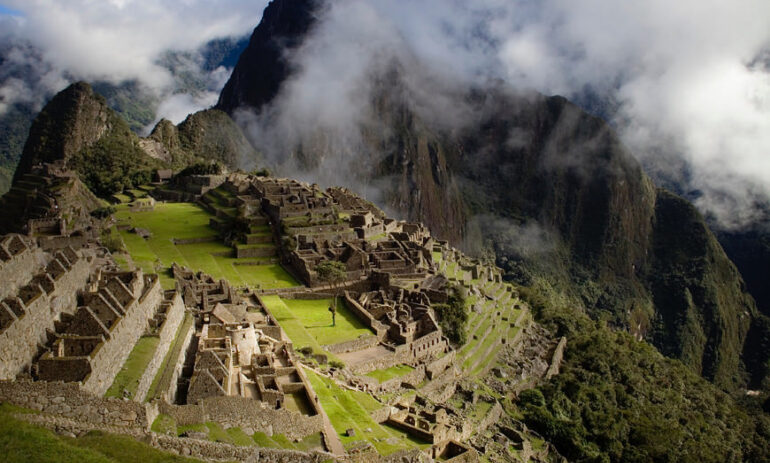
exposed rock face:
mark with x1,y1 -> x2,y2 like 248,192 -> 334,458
216,0 -> 321,114
215,0 -> 765,389
11,82 -> 258,198
13,82 -> 114,181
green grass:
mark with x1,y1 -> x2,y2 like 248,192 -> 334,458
260,296 -> 337,360
365,364 -> 415,383
115,202 -> 297,290
0,405 -> 202,463
150,414 -> 177,435
304,370 -> 429,454
105,336 -> 160,399
281,298 -> 373,346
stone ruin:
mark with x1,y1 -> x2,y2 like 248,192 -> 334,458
35,269 -> 164,395
173,263 -> 238,313
0,237 -> 92,381
188,302 -> 321,419
172,264 -> 322,422
345,287 -> 448,363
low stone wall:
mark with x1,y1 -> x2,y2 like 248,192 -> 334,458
370,406 -> 391,424
545,337 -> 567,380
0,380 -> 150,428
377,365 -> 426,393
426,351 -> 456,380
236,246 -> 276,258
135,294 -> 185,401
324,335 -> 379,355
0,242 -> 44,301
158,395 -> 324,440
172,237 -> 218,245
38,234 -> 89,251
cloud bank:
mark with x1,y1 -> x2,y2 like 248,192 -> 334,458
0,0 -> 267,122
243,0 -> 770,229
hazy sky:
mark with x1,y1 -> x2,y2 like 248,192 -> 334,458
1,0 -> 769,228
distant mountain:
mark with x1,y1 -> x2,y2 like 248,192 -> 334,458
12,81 -> 257,197
0,35 -> 249,195
216,0 -> 770,392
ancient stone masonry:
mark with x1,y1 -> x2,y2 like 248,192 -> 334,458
173,263 -> 238,313
0,241 -> 91,380
35,269 -> 163,395
134,290 -> 186,401
187,301 -> 321,417
341,288 -> 449,370
0,234 -> 46,301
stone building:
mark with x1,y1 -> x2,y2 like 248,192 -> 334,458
187,301 -> 321,418
0,243 -> 91,380
36,269 -> 164,395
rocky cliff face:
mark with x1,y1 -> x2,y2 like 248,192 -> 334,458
12,82 -> 257,197
214,0 -> 767,390
14,82 -> 116,181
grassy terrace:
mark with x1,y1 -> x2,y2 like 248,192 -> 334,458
0,404 -> 202,463
305,370 -> 429,454
365,364 -> 415,383
115,202 -> 296,289
151,414 -> 325,451
260,297 -> 373,360
105,336 -> 159,399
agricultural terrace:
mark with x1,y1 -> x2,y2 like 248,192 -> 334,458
304,370 -> 430,454
113,202 -> 297,289
260,296 -> 373,358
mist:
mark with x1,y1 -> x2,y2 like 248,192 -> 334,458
0,0 -> 267,122
235,0 -> 770,231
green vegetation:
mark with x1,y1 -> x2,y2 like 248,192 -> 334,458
304,370 -> 429,454
176,161 -> 222,177
365,364 -> 415,383
105,336 -> 160,399
314,261 -> 347,326
0,404 -> 201,463
516,290 -> 770,463
432,283 -> 468,346
281,298 -> 372,346
115,202 -> 296,289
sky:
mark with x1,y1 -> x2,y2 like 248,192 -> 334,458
0,0 -> 769,229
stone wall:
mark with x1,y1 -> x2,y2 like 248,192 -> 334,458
377,365 -> 426,393
158,395 -> 324,440
135,293 -> 185,401
343,292 -> 388,340
0,380 -> 150,428
545,337 -> 567,380
81,277 -> 163,395
158,317 -> 196,403
324,335 -> 379,355
426,351 -> 456,380
0,235 -> 45,301
0,251 -> 90,380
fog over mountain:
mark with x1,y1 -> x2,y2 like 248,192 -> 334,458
1,0 -> 769,229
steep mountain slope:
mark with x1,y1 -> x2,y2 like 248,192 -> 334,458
215,0 -> 766,390
12,82 -> 257,198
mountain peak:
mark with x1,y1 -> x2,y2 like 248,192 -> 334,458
216,0 -> 321,114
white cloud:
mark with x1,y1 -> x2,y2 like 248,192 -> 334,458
0,0 -> 267,120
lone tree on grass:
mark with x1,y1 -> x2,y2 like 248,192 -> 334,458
315,260 -> 347,326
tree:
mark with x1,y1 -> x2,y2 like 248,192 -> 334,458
315,260 -> 347,326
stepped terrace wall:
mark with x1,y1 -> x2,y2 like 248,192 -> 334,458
158,395 -> 324,440
0,380 -> 151,428
135,292 -> 186,400
0,247 -> 90,380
